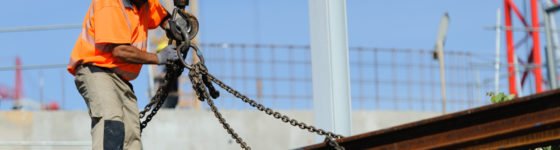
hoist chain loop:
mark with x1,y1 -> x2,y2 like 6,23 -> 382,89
139,7 -> 195,132
139,7 -> 345,150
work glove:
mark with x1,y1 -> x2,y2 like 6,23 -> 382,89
156,45 -> 179,64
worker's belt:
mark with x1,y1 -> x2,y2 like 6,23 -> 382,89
78,63 -> 134,92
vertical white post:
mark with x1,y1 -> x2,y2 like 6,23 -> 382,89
495,9 -> 502,93
61,70 -> 65,110
39,70 -> 44,109
547,1 -> 560,89
514,53 -> 524,97
476,67 -> 482,106
308,0 -> 352,141
542,2 -> 559,90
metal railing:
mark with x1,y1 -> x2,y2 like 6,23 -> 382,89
172,43 -> 500,112
0,43 -> 501,112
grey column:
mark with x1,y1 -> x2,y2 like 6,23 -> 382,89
543,2 -> 559,89
308,0 -> 352,141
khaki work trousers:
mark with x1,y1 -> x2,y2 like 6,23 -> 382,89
74,65 -> 142,150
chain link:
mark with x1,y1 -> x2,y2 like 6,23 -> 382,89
139,7 -> 196,130
138,7 -> 345,149
197,64 -> 345,140
189,65 -> 250,150
141,56 -> 346,149
324,137 -> 345,150
139,62 -> 185,131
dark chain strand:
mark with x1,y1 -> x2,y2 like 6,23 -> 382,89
325,137 -> 345,150
141,62 -> 345,149
139,62 -> 185,131
197,64 -> 344,139
139,63 -> 175,118
189,65 -> 250,150
139,9 -> 344,148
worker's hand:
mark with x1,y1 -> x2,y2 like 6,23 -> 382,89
156,45 -> 179,64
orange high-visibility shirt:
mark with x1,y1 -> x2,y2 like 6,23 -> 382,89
68,0 -> 168,80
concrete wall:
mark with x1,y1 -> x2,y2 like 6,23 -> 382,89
0,110 -> 440,150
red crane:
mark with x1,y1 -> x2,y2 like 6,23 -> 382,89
0,56 -> 58,110
15,56 -> 22,101
0,84 -> 14,100
0,56 -> 22,101
503,0 -> 558,96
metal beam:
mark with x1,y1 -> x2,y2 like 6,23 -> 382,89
0,64 -> 66,71
0,24 -> 81,33
543,2 -> 559,90
301,89 -> 560,150
531,0 -> 544,93
308,0 -> 352,140
0,141 -> 91,146
505,0 -> 518,96
546,4 -> 560,13
494,9 -> 502,93
483,26 -> 560,32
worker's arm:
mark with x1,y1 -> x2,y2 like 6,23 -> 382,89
112,44 -> 178,64
112,44 -> 158,64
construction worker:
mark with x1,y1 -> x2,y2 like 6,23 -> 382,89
67,0 -> 176,149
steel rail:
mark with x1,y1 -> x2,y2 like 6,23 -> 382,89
301,89 -> 560,150
0,24 -> 81,33
0,141 -> 91,146
0,64 -> 66,71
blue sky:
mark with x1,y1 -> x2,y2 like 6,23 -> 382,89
0,0 -> 524,110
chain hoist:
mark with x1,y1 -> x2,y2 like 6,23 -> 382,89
139,0 -> 345,149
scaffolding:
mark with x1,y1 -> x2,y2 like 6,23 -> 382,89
503,0 -> 560,96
